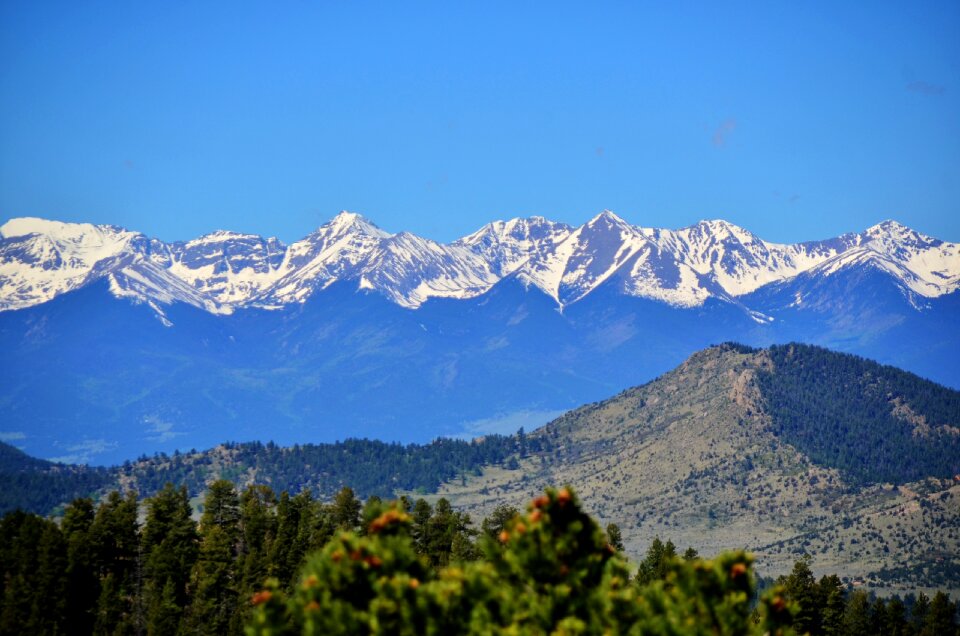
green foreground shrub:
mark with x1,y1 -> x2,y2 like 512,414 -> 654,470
247,487 -> 795,635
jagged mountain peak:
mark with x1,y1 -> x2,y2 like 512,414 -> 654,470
458,215 -> 572,243
0,216 -> 135,250
682,218 -> 762,246
865,219 -> 916,237
862,219 -> 942,251
1,212 -> 957,314
184,229 -> 275,245
455,216 -> 574,279
519,209 -> 651,306
584,209 -> 632,229
320,210 -> 390,238
1,216 -> 115,240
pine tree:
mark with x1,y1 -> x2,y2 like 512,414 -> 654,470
184,481 -> 241,634
94,573 -> 123,636
871,598 -> 888,636
635,536 -> 677,585
411,498 -> 432,554
32,521 -> 69,634
142,483 -> 198,634
199,480 -> 241,533
884,596 -> 909,636
233,485 -> 277,635
0,512 -> 61,633
184,525 -> 236,634
238,487 -> 277,582
268,491 -> 315,587
780,557 -> 820,635
912,592 -> 931,633
922,591 -> 957,636
62,497 -> 99,635
147,578 -> 181,636
90,490 -> 139,634
818,574 -> 846,636
606,523 -> 625,552
844,589 -> 873,636
422,498 -> 476,568
481,503 -> 518,541
330,486 -> 361,531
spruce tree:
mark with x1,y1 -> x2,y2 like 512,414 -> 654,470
90,490 -> 139,634
184,480 -> 241,635
912,592 -> 931,633
780,557 -> 820,635
481,503 -> 518,541
142,483 -> 198,634
922,591 -> 957,636
844,590 -> 873,636
884,596 -> 909,636
411,498 -> 432,554
33,521 -> 69,635
330,486 -> 361,531
62,497 -> 99,635
606,523 -> 625,552
818,574 -> 846,636
635,536 -> 677,585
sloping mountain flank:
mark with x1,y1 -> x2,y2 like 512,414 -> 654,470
439,343 -> 960,593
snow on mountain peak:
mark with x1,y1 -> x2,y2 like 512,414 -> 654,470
586,209 -> 631,229
0,217 -> 144,310
866,219 -> 912,236
686,219 -> 761,245
324,210 -> 388,238
1,213 -> 957,314
854,221 -> 959,296
352,231 -> 498,308
0,216 -> 134,253
513,209 -> 651,305
455,216 -> 573,278
189,229 -> 265,244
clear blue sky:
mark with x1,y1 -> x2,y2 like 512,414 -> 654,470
1,1 -> 958,244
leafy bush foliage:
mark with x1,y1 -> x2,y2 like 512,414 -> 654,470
247,487 -> 795,635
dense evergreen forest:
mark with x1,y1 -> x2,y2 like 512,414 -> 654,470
1,483 -> 957,635
756,343 -> 960,485
1,432 -> 539,516
0,442 -> 111,516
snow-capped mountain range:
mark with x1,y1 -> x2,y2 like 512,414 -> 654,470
1,211 -> 958,315
3,210 -> 959,465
